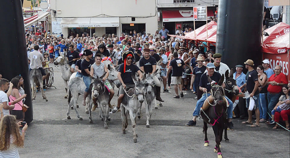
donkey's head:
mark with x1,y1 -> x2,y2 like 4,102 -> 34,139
224,69 -> 239,95
107,64 -> 118,81
208,74 -> 225,104
54,55 -> 65,65
91,76 -> 105,98
132,74 -> 145,104
144,70 -> 159,95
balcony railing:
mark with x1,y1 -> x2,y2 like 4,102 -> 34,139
173,0 -> 195,2
157,0 -> 218,8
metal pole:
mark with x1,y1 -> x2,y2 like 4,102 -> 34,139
90,27 -> 92,37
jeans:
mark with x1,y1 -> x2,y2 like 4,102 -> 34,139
83,75 -> 91,92
76,72 -> 83,77
267,92 -> 280,120
192,93 -> 233,119
258,93 -> 267,119
271,107 -> 282,115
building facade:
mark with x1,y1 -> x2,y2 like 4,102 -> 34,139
50,0 -> 158,37
157,0 -> 219,34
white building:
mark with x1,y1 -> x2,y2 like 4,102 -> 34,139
50,0 -> 158,37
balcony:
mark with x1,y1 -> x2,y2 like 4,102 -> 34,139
157,0 -> 218,8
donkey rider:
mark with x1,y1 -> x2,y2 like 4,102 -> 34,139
139,48 -> 164,102
28,45 -> 46,80
112,51 -> 143,113
186,63 -> 233,127
90,54 -> 115,111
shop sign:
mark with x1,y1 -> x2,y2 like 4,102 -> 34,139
264,53 -> 290,81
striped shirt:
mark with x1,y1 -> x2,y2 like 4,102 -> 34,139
0,136 -> 20,158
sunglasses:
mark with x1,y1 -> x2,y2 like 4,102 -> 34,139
127,58 -> 133,60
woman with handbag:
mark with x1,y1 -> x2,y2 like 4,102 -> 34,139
14,76 -> 29,120
9,78 -> 27,121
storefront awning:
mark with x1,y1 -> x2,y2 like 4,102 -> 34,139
162,10 -> 214,22
24,14 -> 38,24
61,18 -> 119,28
24,12 -> 50,27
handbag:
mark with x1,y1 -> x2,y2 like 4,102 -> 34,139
22,104 -> 28,112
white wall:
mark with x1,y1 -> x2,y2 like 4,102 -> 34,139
51,0 -> 156,18
95,27 -> 106,37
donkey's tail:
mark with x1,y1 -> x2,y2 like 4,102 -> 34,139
68,89 -> 72,104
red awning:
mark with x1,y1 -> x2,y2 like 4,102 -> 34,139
162,10 -> 214,22
262,22 -> 290,54
24,14 -> 38,24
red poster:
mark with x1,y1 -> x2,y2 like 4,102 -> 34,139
193,7 -> 198,20
263,52 -> 290,82
176,23 -> 182,29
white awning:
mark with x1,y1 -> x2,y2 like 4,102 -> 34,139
24,12 -> 50,27
60,18 -> 119,28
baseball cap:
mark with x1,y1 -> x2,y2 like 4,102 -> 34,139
262,59 -> 270,64
206,63 -> 215,69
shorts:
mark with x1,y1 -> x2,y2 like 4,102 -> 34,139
49,53 -> 54,59
30,68 -> 46,76
119,84 -> 135,95
83,75 -> 91,92
171,76 -> 182,85
71,64 -> 76,69
10,110 -> 23,120
246,94 -> 259,110
104,80 -> 113,90
160,68 -> 167,77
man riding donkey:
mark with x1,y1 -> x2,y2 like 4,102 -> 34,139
112,51 -> 143,113
67,45 -> 80,73
139,47 -> 164,102
90,54 -> 115,111
186,54 -> 234,129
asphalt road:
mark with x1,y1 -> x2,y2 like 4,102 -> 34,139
19,64 -> 290,158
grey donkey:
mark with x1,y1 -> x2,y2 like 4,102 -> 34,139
30,69 -> 48,101
88,76 -> 110,129
121,74 -> 145,143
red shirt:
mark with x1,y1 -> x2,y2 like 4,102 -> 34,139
267,73 -> 288,93
120,37 -> 125,41
165,51 -> 170,57
35,32 -> 41,36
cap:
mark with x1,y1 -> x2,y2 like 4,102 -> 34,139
213,53 -> 222,58
108,44 -> 113,48
244,59 -> 254,66
235,65 -> 243,68
206,63 -> 215,69
193,50 -> 198,54
262,59 -> 270,64
83,49 -> 93,56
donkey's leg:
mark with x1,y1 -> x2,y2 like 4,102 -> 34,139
129,110 -> 137,143
204,121 -> 209,146
224,120 -> 229,141
30,77 -> 36,100
67,97 -> 73,119
85,96 -> 90,114
146,101 -> 151,128
89,97 -> 93,123
104,104 -> 109,129
121,106 -> 127,134
73,93 -> 82,120
39,76 -> 48,101
154,98 -> 158,109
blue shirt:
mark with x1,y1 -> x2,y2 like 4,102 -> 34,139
59,44 -> 67,52
264,68 -> 274,78
233,72 -> 246,87
77,43 -> 82,51
190,57 -> 196,69
159,29 -> 169,38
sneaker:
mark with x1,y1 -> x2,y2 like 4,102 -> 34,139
228,122 -> 234,129
111,107 -> 119,113
164,89 -> 169,93
186,120 -> 196,126
259,119 -> 266,123
173,95 -> 180,99
194,96 -> 197,100
269,120 -> 275,125
180,92 -> 184,97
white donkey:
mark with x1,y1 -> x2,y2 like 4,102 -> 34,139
54,53 -> 72,99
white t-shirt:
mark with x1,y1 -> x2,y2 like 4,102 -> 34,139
0,91 -> 9,116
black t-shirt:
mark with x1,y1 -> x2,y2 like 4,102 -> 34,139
67,51 -> 79,65
118,58 -> 123,65
118,64 -> 140,84
81,59 -> 94,76
215,65 -> 220,72
139,56 -> 156,74
134,50 -> 142,62
170,58 -> 185,76
199,72 -> 221,92
96,50 -> 110,58
152,54 -> 161,62
246,70 -> 259,95
75,59 -> 83,70
193,65 -> 206,87
264,7 -> 271,19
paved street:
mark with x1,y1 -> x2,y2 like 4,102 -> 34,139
19,64 -> 290,158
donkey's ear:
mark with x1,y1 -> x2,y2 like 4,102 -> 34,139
230,68 -> 234,78
107,64 -> 111,71
153,69 -> 159,76
218,75 -> 224,86
207,75 -> 212,84
225,70 -> 229,80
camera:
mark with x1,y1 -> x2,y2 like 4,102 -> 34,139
21,121 -> 27,127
